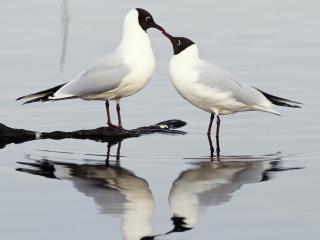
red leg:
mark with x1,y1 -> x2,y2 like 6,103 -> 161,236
207,113 -> 214,135
216,115 -> 221,137
215,135 -> 220,157
207,134 -> 214,159
116,99 -> 123,129
105,100 -> 119,129
105,100 -> 112,126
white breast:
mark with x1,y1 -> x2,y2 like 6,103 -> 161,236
114,10 -> 156,99
117,44 -> 155,98
169,45 -> 215,113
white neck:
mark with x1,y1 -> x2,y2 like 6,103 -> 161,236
172,44 -> 199,65
118,9 -> 153,56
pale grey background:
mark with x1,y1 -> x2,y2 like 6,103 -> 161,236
0,0 -> 319,239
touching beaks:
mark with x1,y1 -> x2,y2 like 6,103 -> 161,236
162,31 -> 174,41
150,22 -> 166,34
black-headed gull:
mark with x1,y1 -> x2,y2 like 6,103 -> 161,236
17,8 -> 165,129
17,157 -> 155,240
142,156 -> 299,239
168,160 -> 277,232
163,33 -> 302,136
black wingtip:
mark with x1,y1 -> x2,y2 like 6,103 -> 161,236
256,88 -> 303,108
16,82 -> 67,104
22,98 -> 46,105
271,101 -> 302,108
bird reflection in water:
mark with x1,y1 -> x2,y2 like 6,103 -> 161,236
17,140 -> 155,240
144,154 -> 301,239
16,143 -> 301,240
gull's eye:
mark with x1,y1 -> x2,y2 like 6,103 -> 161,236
177,40 -> 181,46
145,16 -> 151,22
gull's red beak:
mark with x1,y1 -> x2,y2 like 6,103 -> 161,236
162,31 -> 174,40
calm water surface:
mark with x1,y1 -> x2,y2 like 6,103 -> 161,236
1,0 -> 319,239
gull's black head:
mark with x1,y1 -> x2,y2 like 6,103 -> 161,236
136,8 -> 165,33
162,33 -> 195,55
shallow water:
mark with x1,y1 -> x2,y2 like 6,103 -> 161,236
1,0 -> 320,239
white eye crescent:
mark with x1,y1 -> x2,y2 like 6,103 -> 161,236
146,16 -> 151,21
177,40 -> 181,46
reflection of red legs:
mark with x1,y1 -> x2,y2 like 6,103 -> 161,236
105,140 -> 122,166
116,99 -> 123,129
105,142 -> 112,165
116,140 -> 122,163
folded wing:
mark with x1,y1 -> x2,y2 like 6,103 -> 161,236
52,55 -> 131,99
17,54 -> 131,104
197,60 -> 269,107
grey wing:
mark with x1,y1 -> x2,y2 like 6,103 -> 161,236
53,55 -> 131,98
197,61 -> 268,106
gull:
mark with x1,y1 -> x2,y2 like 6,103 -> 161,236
168,160 -> 273,232
17,143 -> 155,240
142,156 -> 300,239
18,159 -> 155,240
167,158 -> 291,232
163,33 -> 302,136
17,8 -> 165,129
